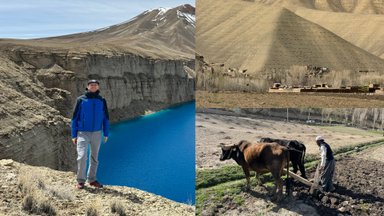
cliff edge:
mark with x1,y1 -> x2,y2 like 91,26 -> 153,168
0,159 -> 194,215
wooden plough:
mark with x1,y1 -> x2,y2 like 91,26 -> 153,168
282,165 -> 321,194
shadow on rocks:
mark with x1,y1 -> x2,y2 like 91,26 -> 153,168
84,186 -> 143,204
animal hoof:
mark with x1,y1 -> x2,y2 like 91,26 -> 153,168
244,185 -> 251,191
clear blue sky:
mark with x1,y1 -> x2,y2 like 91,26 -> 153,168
0,0 -> 195,39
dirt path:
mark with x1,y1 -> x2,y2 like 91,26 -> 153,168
196,111 -> 383,169
354,144 -> 384,162
196,91 -> 384,108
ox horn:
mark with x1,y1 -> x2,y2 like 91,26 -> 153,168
219,143 -> 226,147
219,143 -> 236,148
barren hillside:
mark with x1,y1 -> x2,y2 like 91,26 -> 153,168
250,0 -> 384,14
292,7 -> 384,59
244,0 -> 384,59
197,0 -> 384,73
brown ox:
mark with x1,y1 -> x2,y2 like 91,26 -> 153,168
220,140 -> 289,201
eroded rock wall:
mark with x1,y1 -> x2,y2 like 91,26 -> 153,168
0,49 -> 195,171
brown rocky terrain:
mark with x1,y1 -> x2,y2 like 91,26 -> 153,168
0,159 -> 194,215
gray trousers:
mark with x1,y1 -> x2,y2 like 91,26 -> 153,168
320,159 -> 336,192
76,131 -> 102,183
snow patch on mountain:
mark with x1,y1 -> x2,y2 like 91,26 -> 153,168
177,10 -> 195,27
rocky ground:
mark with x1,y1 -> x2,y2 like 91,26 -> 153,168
0,159 -> 194,216
294,148 -> 384,216
196,91 -> 384,108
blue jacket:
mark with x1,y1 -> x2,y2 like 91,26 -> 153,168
71,90 -> 110,138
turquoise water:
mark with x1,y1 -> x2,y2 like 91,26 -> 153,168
97,102 -> 195,204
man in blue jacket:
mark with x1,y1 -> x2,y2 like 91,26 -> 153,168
71,80 -> 109,189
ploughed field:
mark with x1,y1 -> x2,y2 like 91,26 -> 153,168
293,145 -> 384,216
196,91 -> 384,108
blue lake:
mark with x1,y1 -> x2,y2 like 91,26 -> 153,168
97,102 -> 195,204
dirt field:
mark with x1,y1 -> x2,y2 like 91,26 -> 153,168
196,91 -> 384,108
293,145 -> 384,215
355,143 -> 384,162
196,111 -> 383,169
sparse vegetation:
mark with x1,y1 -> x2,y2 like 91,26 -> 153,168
85,206 -> 99,216
17,168 -> 69,215
46,185 -> 74,200
22,194 -> 34,212
1,161 -> 193,215
197,62 -> 269,92
85,199 -> 102,216
110,200 -> 127,216
21,192 -> 57,215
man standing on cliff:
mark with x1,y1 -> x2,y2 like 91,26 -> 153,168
71,80 -> 109,189
316,136 -> 336,192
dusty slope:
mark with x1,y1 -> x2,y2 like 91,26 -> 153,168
0,4 -> 195,59
196,0 -> 384,75
293,0 -> 384,14
247,0 -> 384,59
0,159 -> 194,216
291,7 -> 384,59
254,0 -> 384,14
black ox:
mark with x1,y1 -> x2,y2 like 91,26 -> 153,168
260,137 -> 307,179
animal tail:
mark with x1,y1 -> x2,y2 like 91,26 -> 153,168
285,147 -> 290,179
301,145 -> 306,166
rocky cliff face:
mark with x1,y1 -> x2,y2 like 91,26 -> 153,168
0,5 -> 195,172
5,48 -> 195,119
